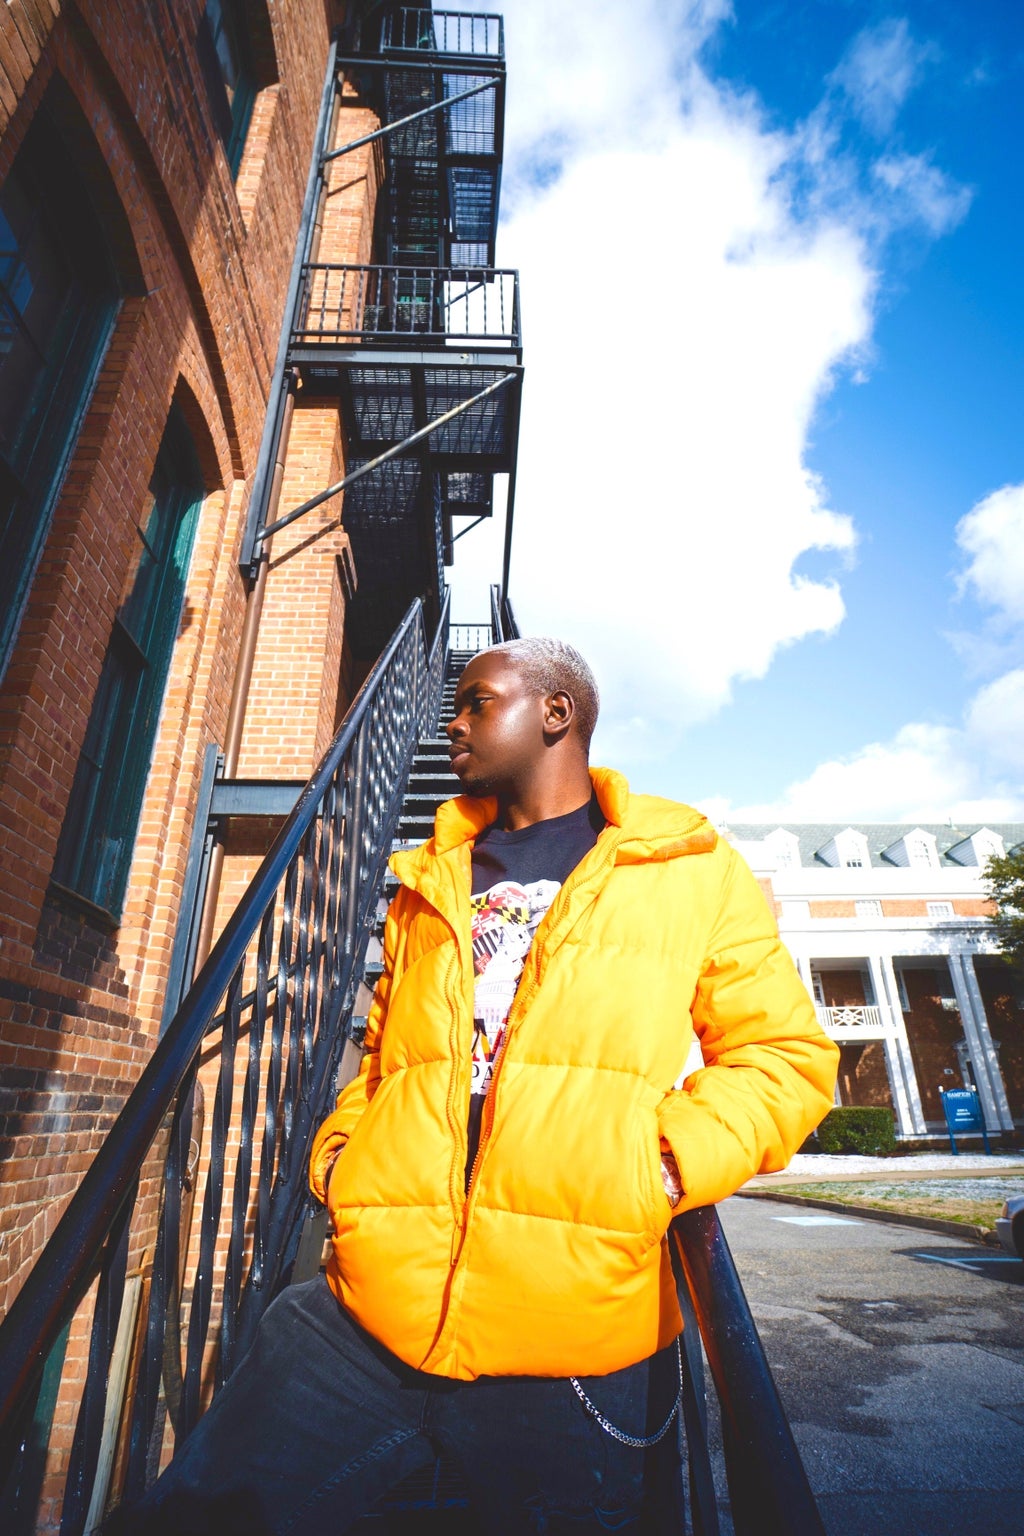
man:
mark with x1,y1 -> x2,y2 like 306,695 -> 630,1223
115,638 -> 838,1534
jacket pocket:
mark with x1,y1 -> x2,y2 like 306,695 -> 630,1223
638,1103 -> 671,1247
326,1071 -> 397,1218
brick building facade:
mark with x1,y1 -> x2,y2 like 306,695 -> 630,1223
0,0 -> 382,1322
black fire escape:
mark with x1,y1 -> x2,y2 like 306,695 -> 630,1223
240,5 -> 521,660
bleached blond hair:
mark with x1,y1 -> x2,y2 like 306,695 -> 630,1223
480,637 -> 599,748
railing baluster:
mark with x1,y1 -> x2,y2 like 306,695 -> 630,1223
59,1183 -> 135,1535
181,961 -> 240,1430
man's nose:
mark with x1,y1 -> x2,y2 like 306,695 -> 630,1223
446,714 -> 465,741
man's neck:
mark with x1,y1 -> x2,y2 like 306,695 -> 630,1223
495,770 -> 594,832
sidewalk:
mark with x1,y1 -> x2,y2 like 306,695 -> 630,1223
741,1152 -> 1024,1246
749,1150 -> 1024,1184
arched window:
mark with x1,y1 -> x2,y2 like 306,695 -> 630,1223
0,96 -> 124,676
53,406 -> 205,918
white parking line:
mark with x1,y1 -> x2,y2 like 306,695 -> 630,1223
771,1215 -> 859,1226
913,1252 -> 1022,1270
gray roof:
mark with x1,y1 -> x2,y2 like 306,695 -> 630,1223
723,822 -> 1024,869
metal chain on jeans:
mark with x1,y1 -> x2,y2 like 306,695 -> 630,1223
569,1338 -> 683,1448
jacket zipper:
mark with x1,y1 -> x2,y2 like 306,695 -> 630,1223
460,938 -> 544,1211
449,832 -> 620,1263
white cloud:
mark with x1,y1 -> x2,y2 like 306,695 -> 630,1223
453,0 -> 875,741
956,483 -> 1024,625
448,2 -> 984,817
702,528 -> 1024,824
871,152 -> 973,236
701,711 -> 1024,826
830,17 -> 938,136
966,669 -> 1024,769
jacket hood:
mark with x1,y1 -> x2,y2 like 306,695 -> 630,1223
392,767 -> 716,888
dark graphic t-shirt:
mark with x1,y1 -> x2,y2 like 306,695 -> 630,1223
465,796 -> 605,1181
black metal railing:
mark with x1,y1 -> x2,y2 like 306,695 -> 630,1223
489,583 -> 519,642
0,596 -> 450,1535
671,1208 -> 825,1536
293,265 -> 520,350
449,622 -> 493,652
382,8 -> 504,60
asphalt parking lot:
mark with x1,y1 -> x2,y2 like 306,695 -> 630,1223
715,1195 -> 1024,1535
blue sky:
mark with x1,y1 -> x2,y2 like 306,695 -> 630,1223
450,1 -> 1024,823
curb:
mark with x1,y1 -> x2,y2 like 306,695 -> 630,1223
738,1188 -> 1001,1247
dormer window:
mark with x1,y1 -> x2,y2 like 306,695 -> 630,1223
883,829 -> 938,869
817,829 -> 870,869
947,828 -> 1006,867
764,828 -> 801,870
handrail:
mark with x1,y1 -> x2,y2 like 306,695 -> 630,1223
671,1207 -> 826,1536
0,594 -> 450,1532
488,583 -> 520,642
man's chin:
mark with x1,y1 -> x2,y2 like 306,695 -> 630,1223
454,767 -> 497,798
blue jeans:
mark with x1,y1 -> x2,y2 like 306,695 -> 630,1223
108,1277 -> 684,1534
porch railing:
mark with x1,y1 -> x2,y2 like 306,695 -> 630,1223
293,265 -> 520,350
816,1004 -> 888,1034
0,595 -> 449,1534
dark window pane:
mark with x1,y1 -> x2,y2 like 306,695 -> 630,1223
199,0 -> 256,176
54,407 -> 205,917
0,117 -> 120,674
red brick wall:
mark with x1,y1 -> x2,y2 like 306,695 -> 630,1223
0,0 -> 334,1310
837,1042 -> 893,1110
901,966 -> 963,1122
0,9 -> 389,1521
808,900 -> 857,918
815,969 -> 869,1008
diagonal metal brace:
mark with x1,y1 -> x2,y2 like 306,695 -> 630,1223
322,76 -> 499,164
255,372 -> 517,546
451,514 -> 488,544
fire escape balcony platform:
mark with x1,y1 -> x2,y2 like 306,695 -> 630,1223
290,265 -> 521,473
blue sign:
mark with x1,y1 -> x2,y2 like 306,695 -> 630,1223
939,1087 -> 991,1154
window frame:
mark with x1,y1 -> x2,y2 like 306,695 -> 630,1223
197,0 -> 276,179
52,406 -> 205,920
0,111 -> 123,679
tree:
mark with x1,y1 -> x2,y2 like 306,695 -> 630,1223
984,847 -> 1024,971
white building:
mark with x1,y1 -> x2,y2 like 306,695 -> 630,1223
723,822 -> 1024,1141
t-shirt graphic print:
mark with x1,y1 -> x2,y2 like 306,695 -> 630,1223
470,877 -> 560,1100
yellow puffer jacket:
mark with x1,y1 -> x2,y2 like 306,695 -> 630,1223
310,768 -> 838,1381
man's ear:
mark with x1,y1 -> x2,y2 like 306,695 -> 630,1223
543,689 -> 575,742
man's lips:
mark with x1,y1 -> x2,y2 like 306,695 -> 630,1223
449,745 -> 470,767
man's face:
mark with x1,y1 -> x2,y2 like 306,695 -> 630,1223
446,653 -> 548,798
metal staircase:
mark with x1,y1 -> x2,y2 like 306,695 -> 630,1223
395,643 -> 476,842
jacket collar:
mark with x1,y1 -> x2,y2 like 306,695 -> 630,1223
392,766 -> 715,886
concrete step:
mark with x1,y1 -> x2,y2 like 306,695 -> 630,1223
408,776 -> 458,796
396,817 -> 435,840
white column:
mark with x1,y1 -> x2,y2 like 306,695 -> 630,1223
948,952 -> 1013,1132
797,956 -> 842,1105
868,954 -> 926,1136
794,954 -> 814,991
961,954 -> 1014,1129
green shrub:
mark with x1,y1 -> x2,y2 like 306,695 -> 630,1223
816,1107 -> 896,1156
